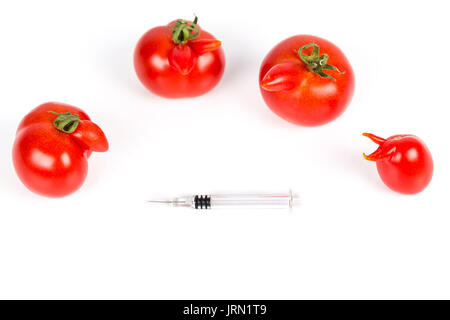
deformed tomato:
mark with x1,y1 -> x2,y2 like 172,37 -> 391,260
134,16 -> 225,98
12,102 -> 108,197
363,133 -> 433,194
259,35 -> 355,126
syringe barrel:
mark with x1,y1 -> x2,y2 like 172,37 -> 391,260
208,192 -> 295,209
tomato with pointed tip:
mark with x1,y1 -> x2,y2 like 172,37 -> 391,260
363,133 -> 433,194
259,35 -> 355,126
12,102 -> 109,197
134,16 -> 225,98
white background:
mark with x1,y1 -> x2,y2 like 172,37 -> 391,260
0,0 -> 449,299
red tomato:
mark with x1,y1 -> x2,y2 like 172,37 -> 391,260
259,35 -> 355,126
134,16 -> 225,98
363,133 -> 433,194
12,102 -> 109,197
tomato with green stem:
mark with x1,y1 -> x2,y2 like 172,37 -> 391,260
363,133 -> 433,194
134,16 -> 225,98
12,102 -> 108,198
259,35 -> 354,126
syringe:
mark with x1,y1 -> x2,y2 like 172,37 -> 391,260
148,190 -> 298,210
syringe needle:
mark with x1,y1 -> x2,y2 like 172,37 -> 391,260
147,200 -> 173,204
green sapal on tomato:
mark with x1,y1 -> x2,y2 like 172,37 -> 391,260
12,102 -> 109,198
259,35 -> 355,126
134,16 -> 225,98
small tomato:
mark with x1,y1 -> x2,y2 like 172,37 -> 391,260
134,16 -> 225,98
363,133 -> 433,194
12,102 -> 108,197
259,35 -> 355,126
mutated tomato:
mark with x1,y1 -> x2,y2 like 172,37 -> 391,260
259,35 -> 355,126
12,102 -> 108,197
134,16 -> 225,98
363,133 -> 433,194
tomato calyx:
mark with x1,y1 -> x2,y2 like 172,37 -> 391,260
297,43 -> 344,81
48,110 -> 108,152
48,111 -> 80,133
170,16 -> 200,44
362,132 -> 396,161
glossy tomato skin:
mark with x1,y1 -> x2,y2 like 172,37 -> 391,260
13,125 -> 89,197
363,133 -> 433,194
134,23 -> 225,98
259,35 -> 355,126
12,102 -> 108,198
